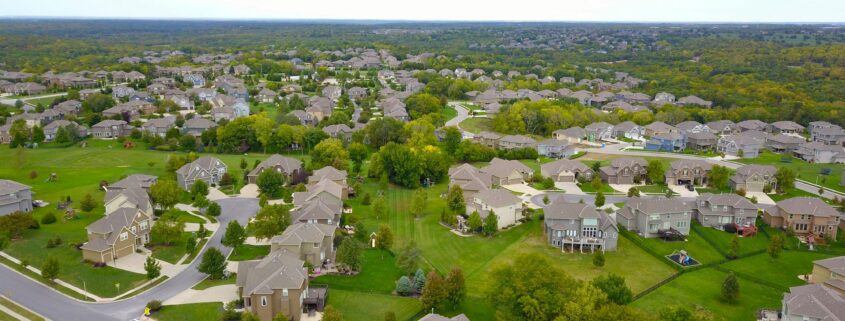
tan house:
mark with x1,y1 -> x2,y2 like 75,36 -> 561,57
472,131 -> 501,149
292,179 -> 344,210
599,157 -> 647,184
80,208 -> 152,263
764,197 -> 842,239
812,256 -> 845,296
665,159 -> 712,186
466,189 -> 524,230
694,193 -> 758,228
247,154 -> 305,185
269,223 -> 336,267
482,158 -> 533,186
308,166 -> 347,187
104,187 -> 152,215
541,159 -> 593,182
448,163 -> 492,199
729,165 -> 777,192
237,251 -> 314,321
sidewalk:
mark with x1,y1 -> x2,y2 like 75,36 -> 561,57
0,251 -> 104,302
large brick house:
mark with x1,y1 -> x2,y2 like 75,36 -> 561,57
764,197 -> 842,240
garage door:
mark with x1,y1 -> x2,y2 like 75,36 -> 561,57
115,244 -> 134,258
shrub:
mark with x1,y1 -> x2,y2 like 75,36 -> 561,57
147,300 -> 163,312
29,170 -> 38,179
735,188 -> 746,197
40,212 -> 57,225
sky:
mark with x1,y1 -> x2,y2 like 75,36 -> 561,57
4,0 -> 845,23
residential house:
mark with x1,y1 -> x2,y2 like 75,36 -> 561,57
729,165 -> 777,192
79,88 -> 101,100
612,121 -> 645,141
808,121 -> 840,134
717,132 -> 766,158
675,95 -> 713,108
80,208 -> 152,263
763,197 -> 842,239
780,284 -> 845,321
665,159 -> 712,186
541,159 -> 593,182
552,127 -> 585,144
54,100 -> 82,116
104,187 -> 152,215
685,131 -> 718,151
794,142 -> 845,164
536,139 -> 576,159
482,158 -> 533,186
694,193 -> 757,228
187,88 -> 217,102
308,166 -> 347,188
176,157 -> 228,190
676,121 -> 712,134
290,197 -> 341,225
645,132 -> 686,152
321,85 -> 342,101
269,223 -> 336,267
766,134 -> 805,154
498,135 -> 536,150
544,201 -> 619,252
182,117 -> 217,137
247,155 -> 305,185
210,95 -> 249,119
236,251 -> 311,321
112,85 -> 135,99
141,116 -> 176,137
616,198 -> 694,238
448,164 -> 492,199
257,88 -> 278,103
43,120 -> 83,142
644,121 -> 678,137
472,131 -> 501,149
347,87 -> 368,100
466,189 -> 524,230
706,120 -> 739,136
585,122 -> 613,142
322,124 -> 353,142
90,120 -> 129,139
652,92 -> 676,106
737,120 -> 768,132
107,174 -> 158,192
0,180 -> 33,216
811,126 -> 845,147
812,256 -> 845,296
768,121 -> 805,136
599,157 -> 647,184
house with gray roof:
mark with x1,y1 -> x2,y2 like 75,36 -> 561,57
675,95 -> 713,108
552,127 -> 585,144
247,154 -> 304,185
694,193 -> 757,228
599,157 -> 648,185
482,158 -> 533,186
811,126 -> 845,146
322,124 -> 354,142
176,156 -> 228,190
612,121 -> 645,141
448,164 -> 492,199
666,159 -> 713,186
141,116 -> 176,137
706,120 -> 739,136
419,313 -> 470,321
290,197 -> 341,226
616,198 -> 694,238
472,131 -> 501,149
767,121 -> 805,136
685,131 -> 718,151
794,142 -> 845,164
717,132 -> 766,158
536,139 -> 576,159
43,120 -> 85,142
236,250 -> 313,321
541,159 -> 592,183
765,134 -> 805,154
730,165 -> 777,193
91,120 -> 130,139
292,179 -> 344,211
645,132 -> 686,152
764,197 -> 842,239
737,120 -> 768,132
104,186 -> 152,215
80,207 -> 152,264
544,201 -> 618,252
812,256 -> 845,296
644,121 -> 679,138
676,121 -> 712,134
182,117 -> 217,137
780,284 -> 845,321
498,135 -> 536,150
107,174 -> 157,192
0,180 -> 32,216
585,122 -> 613,142
270,222 -> 336,267
466,189 -> 524,230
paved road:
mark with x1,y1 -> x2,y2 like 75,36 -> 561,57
0,197 -> 259,321
0,92 -> 68,107
445,102 -> 470,129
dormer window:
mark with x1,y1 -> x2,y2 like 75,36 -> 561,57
261,296 -> 268,306
282,288 -> 289,297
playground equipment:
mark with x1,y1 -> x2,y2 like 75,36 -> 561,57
668,250 -> 699,267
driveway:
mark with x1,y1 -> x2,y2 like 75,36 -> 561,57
207,187 -> 229,200
0,197 -> 260,321
239,184 -> 260,198
746,191 -> 776,206
554,182 -> 584,195
444,102 -> 470,128
670,184 -> 699,197
163,285 -> 238,305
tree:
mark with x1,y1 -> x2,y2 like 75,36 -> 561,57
721,272 -> 740,302
628,187 -> 640,197
421,271 -> 448,310
409,189 -> 427,218
406,93 -> 442,120
31,125 -> 45,143
591,176 -> 603,191
728,234 -> 740,259
206,202 -> 221,217
446,185 -> 465,215
376,224 -> 393,253
467,211 -> 483,233
190,180 -> 209,198
250,204 -> 291,241
395,242 -> 421,275
197,247 -> 227,280
646,160 -> 665,184
321,305 -> 344,321
488,253 -> 578,320
272,312 -> 288,321
592,273 -> 632,305
80,193 -> 97,212
543,195 -> 550,205
310,138 -> 349,170
441,126 -> 463,155
41,256 -> 59,281
413,268 -> 427,293
483,211 -> 498,236
336,237 -> 362,272
0,212 -> 37,239
775,167 -> 796,193
185,235 -> 197,254
445,267 -> 466,307
9,120 -> 29,148
150,215 -> 185,245
150,179 -> 180,210
707,165 -> 730,189
372,196 -> 387,219
256,169 -> 285,197
144,256 -> 161,279
347,142 -> 368,174
595,191 -> 606,207
768,234 -> 784,260
395,276 -> 413,296
592,250 -> 605,267
222,220 -> 246,248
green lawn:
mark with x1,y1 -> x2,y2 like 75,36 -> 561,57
155,303 -> 223,321
192,275 -> 237,290
25,95 -> 60,108
632,268 -> 783,321
442,105 -> 458,122
634,232 -> 727,265
739,150 -> 844,194
692,223 -> 770,257
721,251 -> 835,289
0,296 -> 46,321
312,249 -> 405,294
637,184 -> 671,194
577,182 -> 617,194
325,289 -> 422,321
150,232 -> 192,264
458,117 -> 493,134
227,244 -> 270,261
166,209 -> 207,224
252,103 -> 280,122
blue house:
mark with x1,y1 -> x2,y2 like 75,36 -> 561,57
184,74 -> 206,88
536,139 -> 577,159
645,132 -> 686,152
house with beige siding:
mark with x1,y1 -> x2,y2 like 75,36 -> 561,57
541,159 -> 593,182
482,158 -> 533,186
616,198 -> 694,238
466,189 -> 524,230
599,157 -> 647,184
763,197 -> 842,240
729,165 -> 777,192
270,223 -> 336,267
80,208 -> 152,263
237,251 -> 314,321
176,156 -> 228,190
694,193 -> 758,228
665,159 -> 712,186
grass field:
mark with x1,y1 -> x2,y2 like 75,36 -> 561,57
720,251 -> 835,289
227,244 -> 270,261
692,224 -> 770,257
155,303 -> 223,321
738,150 -> 844,194
442,105 -> 458,122
150,232 -> 192,264
192,275 -> 237,291
458,117 -> 493,134
0,296 -> 45,321
312,249 -> 404,294
326,289 -> 422,321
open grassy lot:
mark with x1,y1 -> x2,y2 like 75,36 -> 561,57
738,150 -> 844,194
631,268 -> 783,321
150,232 -> 192,264
227,244 -> 270,261
720,251 -> 835,289
326,289 -> 422,321
155,303 -> 223,321
312,249 -> 404,294
458,117 -> 492,134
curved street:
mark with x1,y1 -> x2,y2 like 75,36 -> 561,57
0,197 -> 259,321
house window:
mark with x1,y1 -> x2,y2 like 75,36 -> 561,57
282,288 -> 289,297
583,227 -> 598,238
677,221 -> 687,228
649,215 -> 659,221
649,223 -> 659,232
314,242 -> 319,248
245,298 -> 251,307
119,232 -> 128,241
131,226 -> 137,234
141,221 -> 149,230
261,296 -> 268,306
